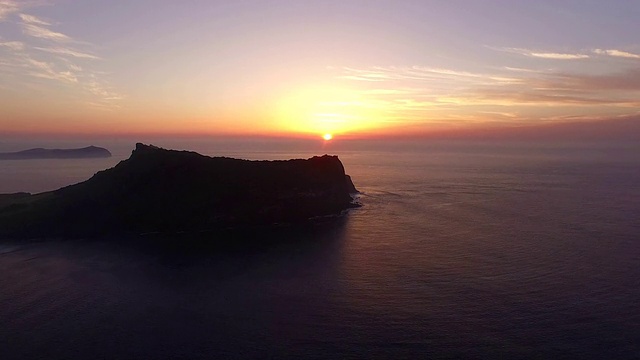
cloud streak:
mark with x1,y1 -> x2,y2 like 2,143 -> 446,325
26,57 -> 78,83
594,49 -> 640,59
0,41 -> 24,51
19,13 -> 49,25
496,46 -> 640,61
549,68 -> 640,91
498,47 -> 590,60
34,46 -> 100,59
22,23 -> 70,41
342,66 -> 521,86
337,56 -> 640,125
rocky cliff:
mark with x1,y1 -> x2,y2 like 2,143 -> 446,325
0,143 -> 358,238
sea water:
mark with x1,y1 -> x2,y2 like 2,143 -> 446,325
0,140 -> 639,359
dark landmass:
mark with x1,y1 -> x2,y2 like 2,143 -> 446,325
0,143 -> 358,239
0,146 -> 112,160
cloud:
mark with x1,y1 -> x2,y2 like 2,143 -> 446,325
593,49 -> 640,59
22,23 -> 70,41
550,68 -> 640,91
334,47 -> 640,132
84,74 -> 124,105
452,89 -> 638,107
362,89 -> 412,95
34,46 -> 100,59
19,13 -> 49,25
528,52 -> 589,60
478,111 -> 519,119
442,67 -> 640,107
337,59 -> 640,127
16,55 -> 124,105
0,4 -> 123,108
17,11 -> 72,42
0,0 -> 20,21
30,69 -> 77,83
339,75 -> 385,82
25,57 -> 78,83
0,41 -> 24,51
502,66 -> 549,74
86,101 -> 121,111
342,66 -> 520,85
498,47 -> 590,60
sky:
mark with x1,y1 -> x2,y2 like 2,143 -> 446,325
1,0 -> 639,139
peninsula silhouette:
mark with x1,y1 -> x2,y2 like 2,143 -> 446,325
0,146 -> 112,160
0,143 -> 358,238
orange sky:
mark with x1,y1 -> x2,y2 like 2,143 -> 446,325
1,1 -> 639,140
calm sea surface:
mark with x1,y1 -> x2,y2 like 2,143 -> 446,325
1,140 -> 639,359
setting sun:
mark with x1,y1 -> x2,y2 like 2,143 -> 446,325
323,133 -> 333,141
274,85 -> 390,137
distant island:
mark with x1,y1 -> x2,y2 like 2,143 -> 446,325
0,143 -> 358,238
0,146 -> 112,160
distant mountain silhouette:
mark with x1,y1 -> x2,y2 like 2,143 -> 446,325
0,143 -> 359,238
0,146 -> 112,160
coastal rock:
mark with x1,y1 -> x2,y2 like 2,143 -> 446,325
0,143 -> 358,238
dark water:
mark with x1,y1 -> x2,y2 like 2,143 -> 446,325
1,141 -> 639,359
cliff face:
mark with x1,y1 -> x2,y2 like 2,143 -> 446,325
0,144 -> 358,238
0,146 -> 112,160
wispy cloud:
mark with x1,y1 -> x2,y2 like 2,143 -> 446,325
502,66 -> 548,74
362,89 -> 412,95
549,68 -> 640,91
337,57 -> 640,125
0,41 -> 24,51
0,4 -> 123,109
593,49 -> 640,59
498,47 -> 590,60
448,68 -> 640,107
527,52 -> 589,60
25,57 -> 77,82
448,89 -> 639,107
0,0 -> 21,21
22,23 -> 70,41
19,13 -> 49,25
342,66 -> 521,85
86,75 -> 122,100
34,46 -> 100,59
478,111 -> 519,119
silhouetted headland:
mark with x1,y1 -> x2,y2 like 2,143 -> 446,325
0,145 -> 112,160
0,143 -> 359,239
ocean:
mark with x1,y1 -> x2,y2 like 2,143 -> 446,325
0,139 -> 639,359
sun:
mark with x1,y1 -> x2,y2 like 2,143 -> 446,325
323,133 -> 333,141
